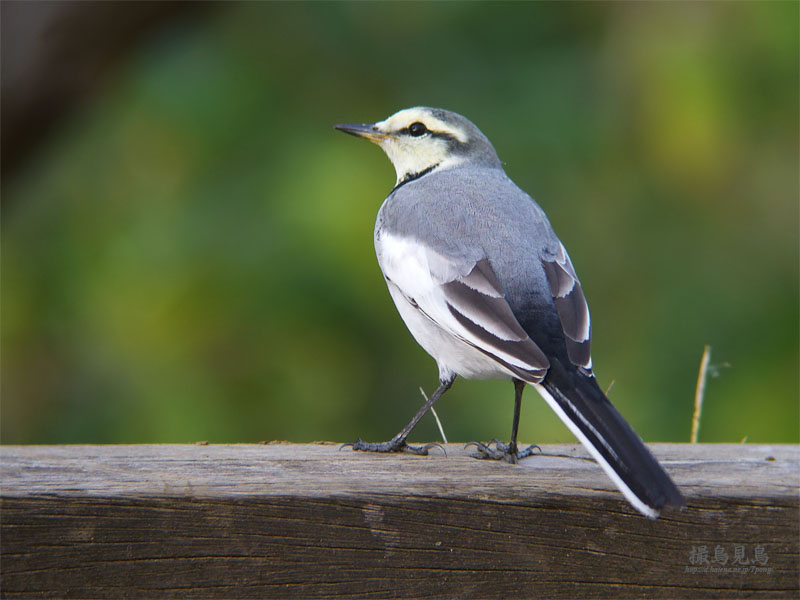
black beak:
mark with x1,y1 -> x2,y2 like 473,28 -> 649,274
334,122 -> 388,141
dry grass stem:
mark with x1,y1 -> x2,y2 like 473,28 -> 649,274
419,387 -> 448,444
692,345 -> 711,443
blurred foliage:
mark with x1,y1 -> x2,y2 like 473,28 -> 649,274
2,2 -> 798,446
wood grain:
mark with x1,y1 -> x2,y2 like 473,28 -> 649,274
1,443 -> 798,598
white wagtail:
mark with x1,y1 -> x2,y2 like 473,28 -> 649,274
335,107 -> 684,518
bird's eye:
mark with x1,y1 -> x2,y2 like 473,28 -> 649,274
408,122 -> 428,137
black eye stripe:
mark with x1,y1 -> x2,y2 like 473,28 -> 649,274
430,131 -> 459,142
398,124 -> 470,153
401,126 -> 461,143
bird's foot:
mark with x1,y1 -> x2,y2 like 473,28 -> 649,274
342,437 -> 444,456
465,438 -> 541,464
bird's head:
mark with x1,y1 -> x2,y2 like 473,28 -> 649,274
335,107 -> 501,187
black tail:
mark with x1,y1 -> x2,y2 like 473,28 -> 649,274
538,358 -> 685,518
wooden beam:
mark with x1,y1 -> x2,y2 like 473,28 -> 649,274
1,443 -> 798,598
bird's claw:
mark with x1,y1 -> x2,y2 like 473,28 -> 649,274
465,439 -> 540,463
341,438 -> 446,456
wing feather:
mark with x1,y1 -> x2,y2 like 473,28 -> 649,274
541,243 -> 592,372
377,233 -> 550,382
440,260 -> 549,381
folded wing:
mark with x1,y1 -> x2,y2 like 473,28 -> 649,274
377,233 -> 549,382
541,243 -> 592,373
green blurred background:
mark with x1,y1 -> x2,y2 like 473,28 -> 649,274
2,1 -> 798,446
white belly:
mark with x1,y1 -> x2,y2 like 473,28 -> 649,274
385,280 -> 514,381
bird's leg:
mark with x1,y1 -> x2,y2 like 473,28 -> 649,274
467,379 -> 540,463
345,375 -> 455,455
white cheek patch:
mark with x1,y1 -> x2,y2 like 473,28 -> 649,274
372,108 -> 471,183
380,137 -> 453,183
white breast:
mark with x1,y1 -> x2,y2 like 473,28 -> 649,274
375,229 -> 515,382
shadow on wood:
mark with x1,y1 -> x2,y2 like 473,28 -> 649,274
1,443 -> 798,598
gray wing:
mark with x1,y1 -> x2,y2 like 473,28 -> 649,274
540,243 -> 592,374
431,255 -> 550,383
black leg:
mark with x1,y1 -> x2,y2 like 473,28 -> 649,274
466,378 -> 540,463
345,375 -> 456,455
508,378 -> 525,456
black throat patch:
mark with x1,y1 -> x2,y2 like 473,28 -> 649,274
393,163 -> 440,191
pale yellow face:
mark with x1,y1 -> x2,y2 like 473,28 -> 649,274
369,108 -> 471,184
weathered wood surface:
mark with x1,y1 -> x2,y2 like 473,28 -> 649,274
1,443 -> 798,599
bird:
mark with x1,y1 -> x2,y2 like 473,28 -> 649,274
335,107 -> 684,518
